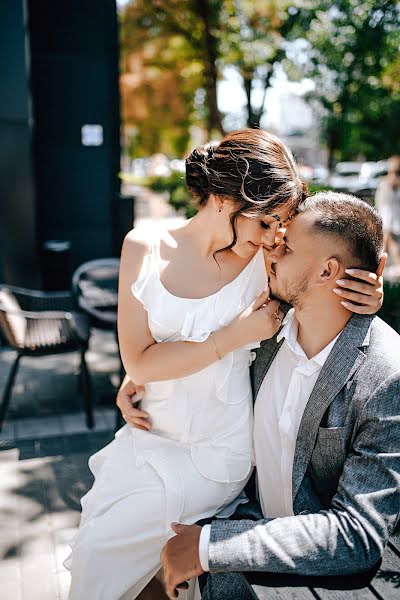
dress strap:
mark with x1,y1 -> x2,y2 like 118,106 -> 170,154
150,231 -> 162,272
131,231 -> 161,309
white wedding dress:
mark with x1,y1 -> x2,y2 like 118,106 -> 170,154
64,233 -> 267,599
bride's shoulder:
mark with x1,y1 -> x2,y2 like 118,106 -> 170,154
120,228 -> 154,274
123,228 -> 152,251
122,221 -> 187,263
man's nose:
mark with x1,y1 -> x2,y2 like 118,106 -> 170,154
274,227 -> 286,245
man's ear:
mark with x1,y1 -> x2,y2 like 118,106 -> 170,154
319,257 -> 341,283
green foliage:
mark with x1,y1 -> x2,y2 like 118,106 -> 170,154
171,185 -> 198,218
119,1 -> 400,163
297,0 -> 400,165
218,1 -> 304,128
378,282 -> 400,333
146,172 -> 184,194
119,1 -> 306,150
145,172 -> 197,218
308,183 -> 333,194
119,0 -> 224,157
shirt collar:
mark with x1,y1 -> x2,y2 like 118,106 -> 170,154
277,308 -> 340,368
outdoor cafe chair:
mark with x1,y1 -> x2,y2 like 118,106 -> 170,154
72,258 -> 120,331
72,258 -> 125,430
0,285 -> 94,431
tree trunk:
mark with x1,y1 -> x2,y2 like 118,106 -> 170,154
243,72 -> 255,128
253,70 -> 273,129
194,0 -> 224,136
244,67 -> 273,129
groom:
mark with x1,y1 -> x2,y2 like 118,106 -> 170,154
157,191 -> 400,599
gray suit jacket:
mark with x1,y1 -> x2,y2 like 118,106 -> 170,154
208,314 -> 400,576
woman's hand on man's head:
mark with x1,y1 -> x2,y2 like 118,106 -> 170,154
116,375 -> 150,430
333,253 -> 386,315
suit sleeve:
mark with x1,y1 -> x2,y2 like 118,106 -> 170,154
208,373 -> 400,576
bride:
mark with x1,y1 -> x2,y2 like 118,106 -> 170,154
64,129 -> 383,599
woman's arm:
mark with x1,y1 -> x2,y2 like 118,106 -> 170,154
118,231 -> 283,385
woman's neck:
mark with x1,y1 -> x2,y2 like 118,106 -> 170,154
177,207 -> 234,258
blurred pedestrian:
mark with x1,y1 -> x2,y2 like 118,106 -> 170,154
375,155 -> 400,270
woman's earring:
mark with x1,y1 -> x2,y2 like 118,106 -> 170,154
217,208 -> 222,213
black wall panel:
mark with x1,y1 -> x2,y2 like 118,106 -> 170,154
0,1 -> 39,286
27,0 -> 121,272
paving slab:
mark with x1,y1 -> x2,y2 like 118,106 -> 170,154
0,327 -> 120,600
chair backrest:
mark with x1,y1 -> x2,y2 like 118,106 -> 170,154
72,259 -> 120,326
72,259 -> 120,294
0,288 -> 27,348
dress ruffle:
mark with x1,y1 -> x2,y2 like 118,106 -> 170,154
131,253 -> 153,311
131,245 -> 266,345
63,438 -> 115,571
190,443 -> 253,483
130,427 -> 185,532
132,254 -> 218,343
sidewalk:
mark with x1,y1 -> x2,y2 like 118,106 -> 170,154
0,329 -> 119,600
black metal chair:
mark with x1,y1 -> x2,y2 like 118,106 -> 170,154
72,259 -> 124,430
72,258 -> 120,331
0,285 -> 94,431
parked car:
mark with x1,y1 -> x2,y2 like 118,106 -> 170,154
311,165 -> 329,186
329,162 -> 363,192
356,160 -> 388,193
297,164 -> 329,186
330,160 -> 389,199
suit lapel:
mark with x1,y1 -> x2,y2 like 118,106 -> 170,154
252,336 -> 284,402
292,314 -> 373,501
252,304 -> 293,402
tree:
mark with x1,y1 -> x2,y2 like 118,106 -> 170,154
296,0 -> 400,166
120,0 -> 400,162
192,0 -> 224,135
119,0 -> 224,158
219,1 -> 304,128
119,0 -> 306,154
119,34 -> 198,156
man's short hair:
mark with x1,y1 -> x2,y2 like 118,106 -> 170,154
298,191 -> 383,272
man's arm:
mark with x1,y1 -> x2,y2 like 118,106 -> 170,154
208,372 -> 400,576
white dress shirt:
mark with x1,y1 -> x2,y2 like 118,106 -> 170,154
199,310 -> 340,571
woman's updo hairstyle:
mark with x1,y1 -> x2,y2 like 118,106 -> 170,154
185,128 -> 307,253
185,141 -> 220,205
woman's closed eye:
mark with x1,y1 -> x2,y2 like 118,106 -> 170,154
261,222 -> 271,230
